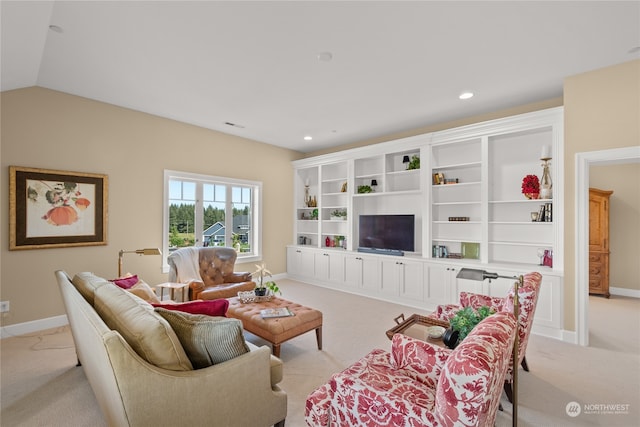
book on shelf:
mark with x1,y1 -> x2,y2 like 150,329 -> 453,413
545,202 -> 553,222
260,307 -> 294,319
536,203 -> 553,222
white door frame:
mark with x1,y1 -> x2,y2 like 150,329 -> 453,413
575,146 -> 640,346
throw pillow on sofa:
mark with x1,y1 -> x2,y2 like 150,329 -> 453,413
110,274 -> 140,289
127,280 -> 161,304
94,284 -> 193,371
155,308 -> 249,369
152,299 -> 229,316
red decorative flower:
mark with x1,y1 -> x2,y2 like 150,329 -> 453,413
521,175 -> 540,196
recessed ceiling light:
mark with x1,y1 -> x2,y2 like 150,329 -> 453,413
304,136 -> 313,141
459,92 -> 474,100
317,52 -> 333,62
49,25 -> 63,33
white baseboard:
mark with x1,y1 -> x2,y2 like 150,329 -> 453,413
609,287 -> 640,298
561,329 -> 578,345
0,315 -> 69,339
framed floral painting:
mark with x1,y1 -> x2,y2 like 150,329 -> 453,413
9,166 -> 108,250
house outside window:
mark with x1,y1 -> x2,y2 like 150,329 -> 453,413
163,170 -> 262,271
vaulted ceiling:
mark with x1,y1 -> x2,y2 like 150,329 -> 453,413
2,1 -> 638,153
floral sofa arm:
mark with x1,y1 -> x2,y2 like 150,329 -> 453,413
390,334 -> 452,388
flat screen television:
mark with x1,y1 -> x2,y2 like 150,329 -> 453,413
358,214 -> 415,255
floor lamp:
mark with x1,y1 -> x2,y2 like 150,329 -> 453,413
456,268 -> 522,427
118,248 -> 162,277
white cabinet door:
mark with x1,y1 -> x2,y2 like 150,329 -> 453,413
531,274 -> 562,333
315,251 -> 345,283
380,258 -> 424,301
380,259 -> 400,297
344,254 -> 363,288
344,254 -> 379,290
287,247 -> 315,279
399,259 -> 424,300
361,257 -> 380,291
314,252 -> 330,281
455,276 -> 488,301
425,263 -> 495,307
425,264 -> 456,308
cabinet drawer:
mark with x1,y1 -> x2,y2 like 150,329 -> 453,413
589,279 -> 604,293
589,253 -> 604,263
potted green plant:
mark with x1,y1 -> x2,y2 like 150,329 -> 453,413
407,155 -> 420,170
357,185 -> 373,194
330,209 -> 347,220
443,306 -> 495,349
251,263 -> 281,296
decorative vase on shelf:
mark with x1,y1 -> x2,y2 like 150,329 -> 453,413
540,160 -> 553,199
539,146 -> 553,199
524,193 -> 539,200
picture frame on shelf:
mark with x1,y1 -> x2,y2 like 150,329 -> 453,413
9,166 -> 108,250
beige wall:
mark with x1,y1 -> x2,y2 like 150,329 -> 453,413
590,164 -> 640,291
564,59 -> 640,330
1,87 -> 301,326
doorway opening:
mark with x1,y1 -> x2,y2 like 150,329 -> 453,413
575,146 -> 640,346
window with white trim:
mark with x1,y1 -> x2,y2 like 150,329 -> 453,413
163,170 -> 262,271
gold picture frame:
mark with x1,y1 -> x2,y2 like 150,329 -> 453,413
9,166 -> 108,250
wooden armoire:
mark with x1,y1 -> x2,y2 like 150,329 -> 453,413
589,188 -> 613,298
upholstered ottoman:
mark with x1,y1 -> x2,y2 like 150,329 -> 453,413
227,296 -> 323,357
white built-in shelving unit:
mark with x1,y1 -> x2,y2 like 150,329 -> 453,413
289,107 -> 565,340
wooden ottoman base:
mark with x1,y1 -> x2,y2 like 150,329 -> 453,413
227,296 -> 323,357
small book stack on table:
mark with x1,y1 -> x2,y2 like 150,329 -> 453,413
260,307 -> 294,319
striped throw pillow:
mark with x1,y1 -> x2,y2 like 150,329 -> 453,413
155,308 -> 249,369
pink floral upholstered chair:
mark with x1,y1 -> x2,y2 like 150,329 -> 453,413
429,271 -> 542,402
305,311 -> 517,427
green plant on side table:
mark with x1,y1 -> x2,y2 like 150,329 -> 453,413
443,305 -> 495,349
251,262 -> 282,297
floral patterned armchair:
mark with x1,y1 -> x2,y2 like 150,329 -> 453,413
428,271 -> 542,402
305,311 -> 517,427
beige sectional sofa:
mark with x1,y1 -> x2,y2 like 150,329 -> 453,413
55,270 -> 287,427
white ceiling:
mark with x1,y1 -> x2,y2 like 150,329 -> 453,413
2,1 -> 639,153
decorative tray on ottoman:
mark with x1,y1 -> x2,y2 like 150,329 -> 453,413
386,313 -> 450,342
237,291 -> 273,304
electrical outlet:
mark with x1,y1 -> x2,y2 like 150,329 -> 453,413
0,301 -> 9,313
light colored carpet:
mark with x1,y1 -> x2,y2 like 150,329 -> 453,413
1,279 -> 638,426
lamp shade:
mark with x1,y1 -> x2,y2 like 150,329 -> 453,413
135,248 -> 162,256
456,268 -> 498,281
118,247 -> 162,277
371,179 -> 378,186
402,155 -> 410,163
